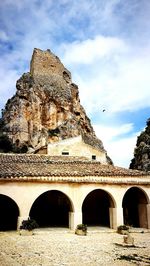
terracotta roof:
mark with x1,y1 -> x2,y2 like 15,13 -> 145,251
0,154 -> 149,182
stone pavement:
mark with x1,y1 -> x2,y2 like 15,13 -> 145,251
0,228 -> 150,266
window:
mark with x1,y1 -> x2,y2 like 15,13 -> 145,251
92,155 -> 96,160
62,151 -> 69,155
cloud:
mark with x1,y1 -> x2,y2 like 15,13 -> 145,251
62,36 -> 126,64
93,123 -> 138,167
94,123 -> 134,141
61,36 -> 150,115
0,69 -> 19,111
106,136 -> 137,167
0,30 -> 9,41
0,0 -> 150,168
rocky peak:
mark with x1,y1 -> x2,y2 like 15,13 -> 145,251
130,118 -> 150,171
0,48 -> 112,164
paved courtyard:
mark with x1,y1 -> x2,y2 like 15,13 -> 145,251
0,228 -> 150,266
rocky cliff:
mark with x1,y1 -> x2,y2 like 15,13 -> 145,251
0,48 -> 111,163
130,118 -> 150,171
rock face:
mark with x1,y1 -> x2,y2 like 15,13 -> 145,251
130,118 -> 150,171
0,48 -> 111,163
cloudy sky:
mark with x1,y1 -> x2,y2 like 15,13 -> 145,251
0,0 -> 150,167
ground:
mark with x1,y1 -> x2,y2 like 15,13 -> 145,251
0,228 -> 150,266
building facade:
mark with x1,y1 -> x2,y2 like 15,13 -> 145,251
0,154 -> 150,231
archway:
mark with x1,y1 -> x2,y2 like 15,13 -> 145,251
122,187 -> 148,228
82,189 -> 115,227
0,194 -> 19,231
29,190 -> 73,228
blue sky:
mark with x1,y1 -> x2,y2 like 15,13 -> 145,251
0,0 -> 150,167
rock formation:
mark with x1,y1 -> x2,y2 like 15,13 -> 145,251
0,48 -> 112,163
130,118 -> 150,171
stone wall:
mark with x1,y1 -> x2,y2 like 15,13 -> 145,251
48,135 -> 107,163
30,48 -> 71,82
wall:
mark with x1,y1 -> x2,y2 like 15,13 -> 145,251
0,181 -> 150,230
30,48 -> 71,79
48,135 -> 107,163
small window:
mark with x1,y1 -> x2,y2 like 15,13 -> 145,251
62,151 -> 69,155
92,155 -> 96,160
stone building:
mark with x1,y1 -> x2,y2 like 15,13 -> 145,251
47,135 -> 107,163
0,153 -> 150,231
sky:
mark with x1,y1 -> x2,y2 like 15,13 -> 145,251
0,0 -> 150,168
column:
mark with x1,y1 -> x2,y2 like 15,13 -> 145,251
147,204 -> 150,229
138,204 -> 147,228
109,207 -> 117,229
69,211 -> 82,230
116,203 -> 124,227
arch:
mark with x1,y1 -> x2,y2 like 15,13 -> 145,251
29,190 -> 73,228
0,194 -> 19,231
122,186 -> 149,228
82,189 -> 115,228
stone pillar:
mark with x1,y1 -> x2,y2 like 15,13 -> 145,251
116,204 -> 124,227
138,204 -> 148,228
109,207 -> 117,229
69,212 -> 74,230
69,211 -> 82,230
147,204 -> 150,229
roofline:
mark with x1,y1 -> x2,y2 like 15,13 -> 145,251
0,175 -> 150,185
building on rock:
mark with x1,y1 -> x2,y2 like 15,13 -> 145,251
0,48 -> 110,166
0,49 -> 150,231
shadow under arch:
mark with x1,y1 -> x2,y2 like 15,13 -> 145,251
122,186 -> 149,228
82,189 -> 116,228
0,194 -> 19,231
29,190 -> 74,228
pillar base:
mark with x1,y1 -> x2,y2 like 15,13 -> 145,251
17,216 -> 29,230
